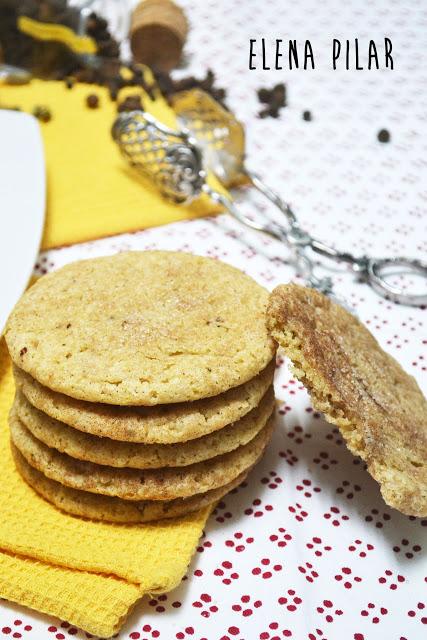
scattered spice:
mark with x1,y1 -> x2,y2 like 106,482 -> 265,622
0,5 -> 228,119
86,93 -> 99,109
32,105 -> 52,122
257,82 -> 286,118
0,4 -> 120,79
302,110 -> 312,121
108,81 -> 119,101
378,128 -> 390,143
19,347 -> 27,357
117,94 -> 144,113
0,3 -> 191,110
85,12 -> 120,59
128,62 -> 156,100
154,68 -> 228,109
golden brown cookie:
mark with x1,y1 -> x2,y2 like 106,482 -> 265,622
13,359 -> 275,443
13,386 -> 274,468
10,412 -> 275,501
267,283 -> 427,517
12,444 -> 249,524
5,251 -> 276,405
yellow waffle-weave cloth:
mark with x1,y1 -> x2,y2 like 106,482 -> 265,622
1,77 -> 224,249
0,340 -> 211,638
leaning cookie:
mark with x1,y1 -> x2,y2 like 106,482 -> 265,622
267,283 -> 427,517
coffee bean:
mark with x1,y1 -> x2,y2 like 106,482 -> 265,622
378,128 -> 390,143
302,110 -> 312,121
32,105 -> 52,122
117,94 -> 144,113
86,94 -> 99,109
153,68 -> 228,110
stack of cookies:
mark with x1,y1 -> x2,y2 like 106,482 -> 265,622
5,251 -> 277,523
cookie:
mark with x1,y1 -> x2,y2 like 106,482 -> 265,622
5,251 -> 276,405
267,283 -> 427,517
10,413 -> 275,500
13,359 -> 275,443
13,386 -> 275,468
12,445 -> 249,523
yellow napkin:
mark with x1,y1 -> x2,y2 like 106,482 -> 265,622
0,340 -> 211,637
1,79 -> 224,250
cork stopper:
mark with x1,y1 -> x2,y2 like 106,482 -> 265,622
130,0 -> 188,72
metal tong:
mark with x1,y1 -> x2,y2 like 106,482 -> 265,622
112,98 -> 427,307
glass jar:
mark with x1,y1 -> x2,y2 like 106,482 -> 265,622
0,0 -> 129,78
